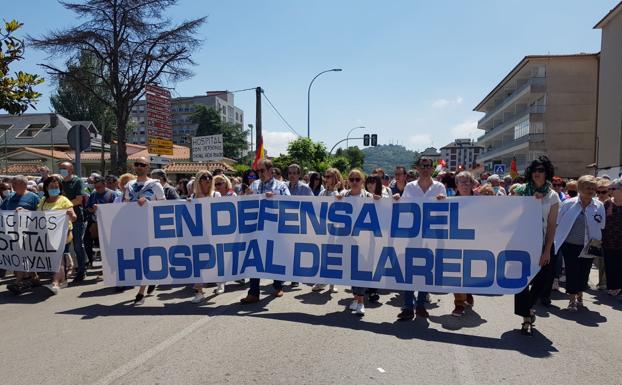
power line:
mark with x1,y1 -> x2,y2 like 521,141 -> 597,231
262,92 -> 302,137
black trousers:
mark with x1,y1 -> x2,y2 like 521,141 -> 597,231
514,248 -> 554,318
539,251 -> 559,301
604,248 -> 622,290
248,279 -> 283,297
562,243 -> 592,294
83,221 -> 98,264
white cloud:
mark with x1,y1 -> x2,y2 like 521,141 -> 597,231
450,120 -> 480,139
408,134 -> 433,149
263,130 -> 297,156
432,97 -> 463,108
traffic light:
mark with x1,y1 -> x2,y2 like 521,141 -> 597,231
363,134 -> 370,146
371,134 -> 378,146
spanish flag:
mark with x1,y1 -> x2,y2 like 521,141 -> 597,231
252,135 -> 265,170
510,157 -> 518,178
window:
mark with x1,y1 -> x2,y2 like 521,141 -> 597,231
0,124 -> 11,139
513,117 -> 530,139
16,123 -> 47,138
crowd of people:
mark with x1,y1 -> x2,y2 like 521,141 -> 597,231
1,156 -> 621,336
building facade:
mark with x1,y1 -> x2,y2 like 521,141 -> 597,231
440,139 -> 483,171
419,147 -> 441,162
128,91 -> 244,145
474,54 -> 599,178
595,2 -> 622,178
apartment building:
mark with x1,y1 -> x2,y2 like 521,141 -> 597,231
440,139 -> 483,171
595,2 -> 622,178
474,54 -> 599,178
128,91 -> 244,145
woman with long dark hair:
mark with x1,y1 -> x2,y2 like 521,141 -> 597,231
308,171 -> 324,196
514,156 -> 560,335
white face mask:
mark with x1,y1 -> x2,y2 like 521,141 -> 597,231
2,190 -> 10,198
59,169 -> 70,177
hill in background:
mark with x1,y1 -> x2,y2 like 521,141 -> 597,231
361,144 -> 420,175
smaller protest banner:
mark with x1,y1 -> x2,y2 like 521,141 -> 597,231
0,210 -> 69,272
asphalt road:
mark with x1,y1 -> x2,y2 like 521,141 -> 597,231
2,266 -> 621,385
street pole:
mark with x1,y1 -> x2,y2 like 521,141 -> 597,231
307,68 -> 342,139
255,87 -> 262,155
346,126 -> 365,149
329,137 -> 365,156
248,123 -> 254,165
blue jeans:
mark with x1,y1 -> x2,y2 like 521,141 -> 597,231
402,291 -> 427,309
72,221 -> 87,276
248,279 -> 283,297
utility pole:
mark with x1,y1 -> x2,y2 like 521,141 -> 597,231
255,87 -> 262,154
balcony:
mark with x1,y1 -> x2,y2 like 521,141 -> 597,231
478,133 -> 545,162
478,77 -> 546,127
477,105 -> 545,143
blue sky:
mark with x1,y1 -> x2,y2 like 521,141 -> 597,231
4,0 -> 619,155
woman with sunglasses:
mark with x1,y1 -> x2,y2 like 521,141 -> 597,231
311,168 -> 344,293
513,156 -> 560,335
603,178 -> 622,296
554,175 -> 605,311
242,169 -> 259,194
336,169 -> 381,316
188,170 -> 223,302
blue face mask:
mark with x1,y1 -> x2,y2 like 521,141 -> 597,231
38,191 -> 45,198
48,188 -> 61,197
493,186 -> 500,194
59,169 -> 69,177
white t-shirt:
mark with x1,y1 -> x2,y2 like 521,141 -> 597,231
124,178 -> 165,202
403,179 -> 447,198
540,189 -> 561,237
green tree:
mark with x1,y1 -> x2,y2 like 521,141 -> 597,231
50,51 -> 115,139
192,105 -> 249,159
31,0 -> 206,173
286,137 -> 328,171
330,156 -> 350,173
0,20 -> 43,114
335,146 -> 365,170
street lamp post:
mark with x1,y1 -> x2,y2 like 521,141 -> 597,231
346,126 -> 365,149
307,68 -> 342,139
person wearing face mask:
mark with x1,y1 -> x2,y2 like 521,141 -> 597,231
488,174 -> 507,196
565,180 -> 578,198
37,176 -> 77,295
84,176 -> 116,269
58,161 -> 89,284
2,176 -> 40,288
0,182 -> 11,204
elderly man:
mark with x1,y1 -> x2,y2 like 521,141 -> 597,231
241,159 -> 290,303
3,175 -> 41,294
487,174 -> 507,196
58,161 -> 89,284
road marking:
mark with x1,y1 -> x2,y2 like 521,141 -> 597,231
93,306 -> 224,385
377,367 -> 386,373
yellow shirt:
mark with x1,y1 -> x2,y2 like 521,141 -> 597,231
37,195 -> 74,231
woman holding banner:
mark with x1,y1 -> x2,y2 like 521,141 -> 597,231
450,171 -> 477,317
554,175 -> 606,311
38,176 -> 77,295
513,156 -> 560,335
189,170 -> 223,303
336,169 -> 381,316
311,168 -> 343,293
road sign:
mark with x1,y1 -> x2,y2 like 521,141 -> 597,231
493,164 -> 506,175
149,155 -> 171,165
192,134 -> 224,161
146,84 -> 172,155
67,125 -> 91,151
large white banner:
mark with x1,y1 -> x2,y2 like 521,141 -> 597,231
98,196 -> 543,294
0,210 -> 69,272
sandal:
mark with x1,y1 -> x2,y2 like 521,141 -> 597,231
520,322 -> 533,336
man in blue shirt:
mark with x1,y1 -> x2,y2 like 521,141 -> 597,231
286,163 -> 313,288
3,175 -> 41,294
241,159 -> 290,304
84,176 -> 116,268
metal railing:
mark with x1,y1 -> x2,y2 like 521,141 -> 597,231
478,77 -> 546,126
478,133 -> 545,161
477,105 -> 546,142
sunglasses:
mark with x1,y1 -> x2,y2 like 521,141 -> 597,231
349,177 -> 362,183
597,190 -> 609,195
532,167 -> 546,173
199,176 -> 212,181
418,164 -> 433,169
134,163 -> 147,168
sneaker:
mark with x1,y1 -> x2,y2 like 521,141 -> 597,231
147,285 -> 157,295
134,294 -> 145,306
355,303 -> 365,316
44,284 -> 60,295
397,308 -> 414,321
7,282 -> 25,295
368,292 -> 380,303
552,279 -> 560,291
191,292 -> 205,304
236,279 -> 248,285
214,283 -> 225,295
349,300 -> 359,311
451,305 -> 465,317
71,274 -> 85,285
415,306 -> 429,318
465,294 -> 474,307
329,285 -> 338,293
311,284 -> 326,292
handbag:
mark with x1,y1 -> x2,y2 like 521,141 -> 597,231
579,239 -> 602,258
